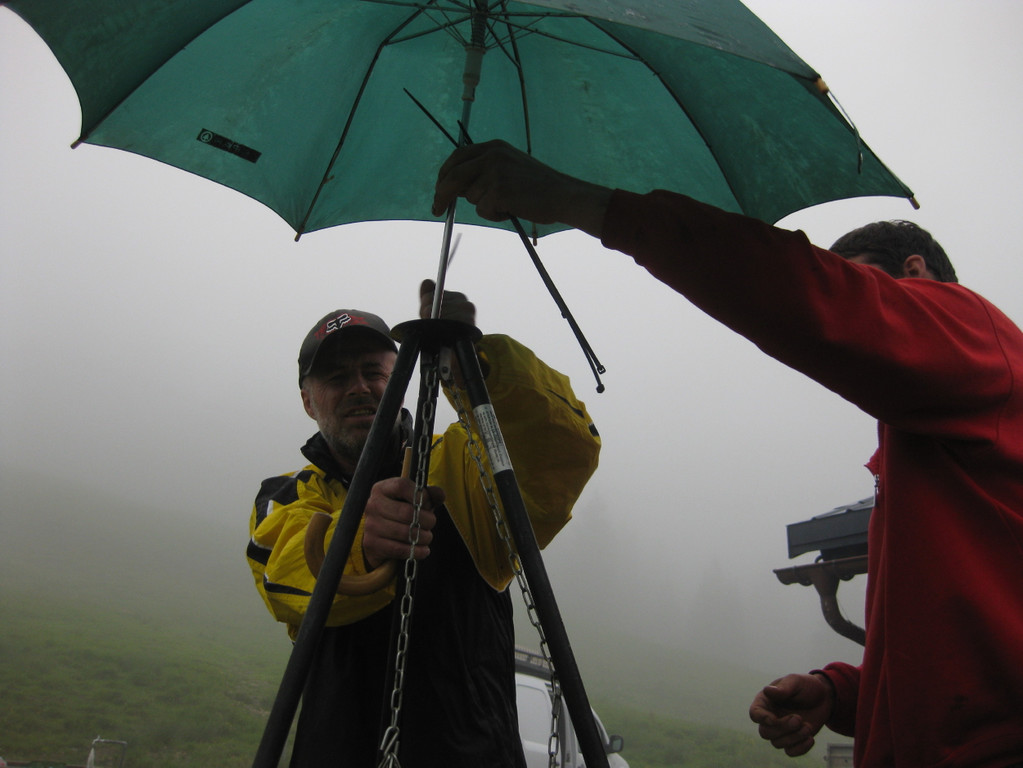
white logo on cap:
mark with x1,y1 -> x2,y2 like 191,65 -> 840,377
323,313 -> 354,335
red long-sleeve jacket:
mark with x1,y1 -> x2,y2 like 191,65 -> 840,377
602,189 -> 1023,767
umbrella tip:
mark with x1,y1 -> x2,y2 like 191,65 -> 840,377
814,77 -> 829,95
908,195 -> 920,210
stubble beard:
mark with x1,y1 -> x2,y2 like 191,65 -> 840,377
320,414 -> 401,472
323,427 -> 368,471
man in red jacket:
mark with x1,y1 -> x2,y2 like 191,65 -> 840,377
433,140 -> 1023,767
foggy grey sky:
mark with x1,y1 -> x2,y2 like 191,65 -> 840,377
3,0 -> 1023,706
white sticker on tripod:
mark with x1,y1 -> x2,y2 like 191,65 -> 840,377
473,404 -> 513,473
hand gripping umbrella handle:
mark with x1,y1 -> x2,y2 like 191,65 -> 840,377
404,89 -> 606,391
303,448 -> 411,596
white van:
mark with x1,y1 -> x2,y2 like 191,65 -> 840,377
515,648 -> 629,768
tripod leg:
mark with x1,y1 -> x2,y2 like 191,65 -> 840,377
252,332 -> 422,768
375,329 -> 446,766
452,336 -> 611,768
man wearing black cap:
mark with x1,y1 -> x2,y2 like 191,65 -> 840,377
247,280 -> 601,767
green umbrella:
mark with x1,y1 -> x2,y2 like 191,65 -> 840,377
5,0 -> 914,241
3,4 -> 916,765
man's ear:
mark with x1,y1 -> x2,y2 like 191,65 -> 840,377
901,254 -> 934,279
300,386 -> 317,420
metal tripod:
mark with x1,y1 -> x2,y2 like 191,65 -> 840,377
253,316 -> 608,768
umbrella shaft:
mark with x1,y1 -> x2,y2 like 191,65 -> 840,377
462,44 -> 484,102
463,0 -> 487,102
433,35 -> 484,318
433,204 -> 458,318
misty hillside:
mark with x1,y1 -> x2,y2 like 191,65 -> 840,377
0,466 -> 830,765
0,464 -> 284,653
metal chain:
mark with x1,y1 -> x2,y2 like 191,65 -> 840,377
443,362 -> 563,768
377,358 -> 439,768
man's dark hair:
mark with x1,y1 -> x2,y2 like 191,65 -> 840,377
830,220 -> 958,283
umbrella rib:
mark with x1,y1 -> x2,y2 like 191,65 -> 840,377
490,19 -> 638,60
496,5 -> 533,157
295,5 -> 431,237
361,0 -> 579,18
389,12 -> 471,46
486,6 -> 536,68
360,0 -> 469,9
581,16 -> 747,212
360,0 -> 473,43
71,0 -> 256,146
363,0 -> 639,59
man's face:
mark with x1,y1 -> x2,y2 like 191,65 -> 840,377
300,334 -> 399,472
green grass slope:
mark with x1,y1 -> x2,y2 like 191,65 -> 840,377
0,468 -> 825,766
0,591 -> 283,767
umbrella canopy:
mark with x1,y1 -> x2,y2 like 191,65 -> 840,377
5,0 -> 913,238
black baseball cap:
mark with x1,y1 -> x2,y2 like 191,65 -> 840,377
298,309 -> 397,385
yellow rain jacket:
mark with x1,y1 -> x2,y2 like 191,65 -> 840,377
246,334 -> 600,639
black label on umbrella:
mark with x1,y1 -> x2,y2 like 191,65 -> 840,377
197,129 -> 261,163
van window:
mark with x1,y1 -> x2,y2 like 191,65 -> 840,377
517,683 -> 553,750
